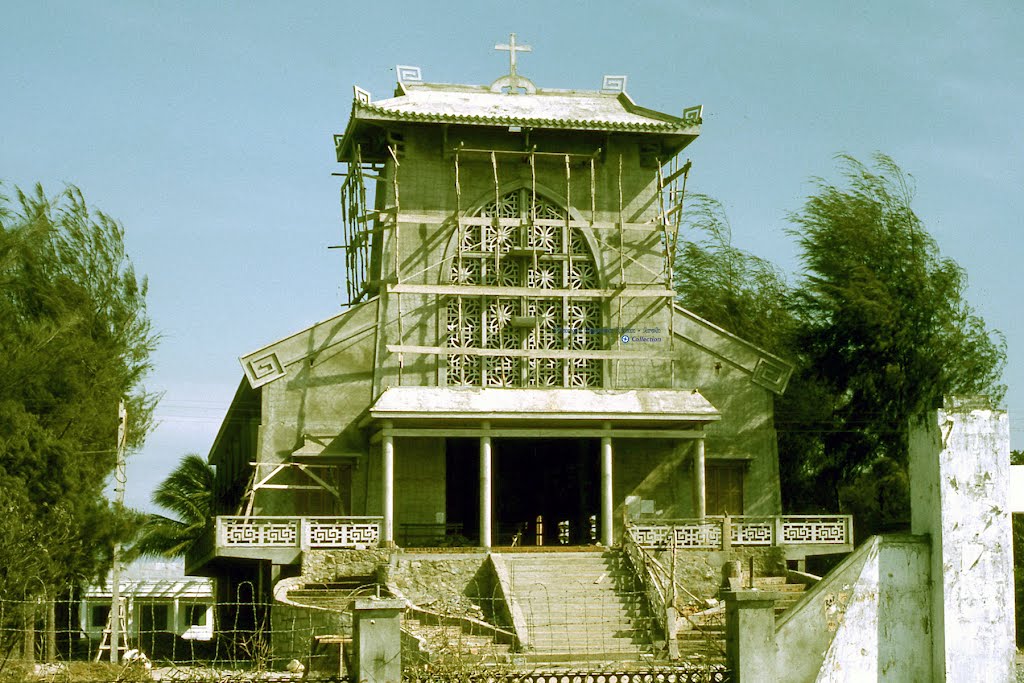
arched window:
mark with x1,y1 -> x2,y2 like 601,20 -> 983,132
445,189 -> 602,387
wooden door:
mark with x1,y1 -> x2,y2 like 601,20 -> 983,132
706,463 -> 744,515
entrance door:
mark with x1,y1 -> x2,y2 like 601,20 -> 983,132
706,463 -> 744,516
494,438 -> 599,546
445,438 -> 481,543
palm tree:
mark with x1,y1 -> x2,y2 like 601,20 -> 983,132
132,453 -> 215,558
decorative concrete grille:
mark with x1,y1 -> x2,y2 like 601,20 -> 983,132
218,517 -> 381,548
221,518 -> 297,546
781,517 -> 849,544
730,519 -> 773,545
629,523 -> 723,549
304,519 -> 381,548
629,516 -> 851,550
447,190 -> 602,388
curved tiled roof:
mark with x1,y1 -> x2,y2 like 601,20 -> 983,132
352,83 -> 701,133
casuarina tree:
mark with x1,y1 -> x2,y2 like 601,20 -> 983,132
781,154 -> 1005,527
0,184 -> 158,599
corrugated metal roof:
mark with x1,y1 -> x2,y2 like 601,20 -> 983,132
83,579 -> 213,600
353,83 -> 699,133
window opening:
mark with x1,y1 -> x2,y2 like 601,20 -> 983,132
446,189 -> 602,387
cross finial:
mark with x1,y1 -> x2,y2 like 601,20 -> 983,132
495,33 -> 532,79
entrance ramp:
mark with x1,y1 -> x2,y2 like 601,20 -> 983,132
502,550 -> 657,663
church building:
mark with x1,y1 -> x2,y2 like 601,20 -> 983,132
187,41 -> 797,584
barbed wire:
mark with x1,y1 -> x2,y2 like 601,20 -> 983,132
0,577 -> 731,683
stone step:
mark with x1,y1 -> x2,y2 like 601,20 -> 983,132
505,550 -> 655,662
513,586 -> 637,596
528,630 -> 646,641
528,642 -> 649,654
521,651 -> 654,664
515,595 -> 643,607
404,615 -> 512,656
511,574 -> 634,585
516,593 -> 643,602
522,614 -> 638,625
678,629 -> 725,642
514,587 -> 640,598
514,578 -> 635,586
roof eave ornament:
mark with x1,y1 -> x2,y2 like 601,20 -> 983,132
601,75 -> 628,94
682,105 -> 703,125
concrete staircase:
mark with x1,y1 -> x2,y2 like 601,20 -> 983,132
403,613 -> 514,665
284,576 -> 378,611
676,574 -> 809,664
506,551 -> 655,663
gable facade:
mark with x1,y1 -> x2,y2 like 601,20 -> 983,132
192,69 -> 792,577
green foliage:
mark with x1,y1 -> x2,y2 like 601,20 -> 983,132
674,194 -> 793,354
132,453 -> 215,559
0,184 -> 157,598
782,154 -> 1005,523
674,156 -> 1006,534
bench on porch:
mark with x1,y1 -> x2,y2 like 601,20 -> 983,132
398,522 -> 465,547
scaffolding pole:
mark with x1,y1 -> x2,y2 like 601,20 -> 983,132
565,153 -> 572,289
388,144 -> 404,383
616,154 -> 625,385
491,151 -> 501,274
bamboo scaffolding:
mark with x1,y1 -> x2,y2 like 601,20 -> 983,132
616,154 -> 625,384
387,143 -> 403,385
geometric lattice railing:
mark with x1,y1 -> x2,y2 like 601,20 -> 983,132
217,516 -> 382,549
779,516 -> 851,545
628,515 -> 852,551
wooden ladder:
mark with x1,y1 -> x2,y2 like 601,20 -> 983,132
94,599 -> 129,661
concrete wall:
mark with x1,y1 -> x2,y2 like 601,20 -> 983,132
614,439 -> 689,527
393,437 -> 446,528
775,535 -> 931,683
909,402 -> 1014,682
250,300 -> 379,515
671,308 -> 785,515
371,125 -> 676,393
766,404 -> 1013,682
224,120 -> 785,541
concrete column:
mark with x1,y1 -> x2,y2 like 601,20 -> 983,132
724,590 -> 778,682
601,434 -> 614,546
353,598 -> 404,683
693,438 -> 706,521
382,421 -> 394,546
909,399 -> 1013,682
480,421 -> 492,548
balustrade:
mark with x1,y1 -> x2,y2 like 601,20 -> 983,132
216,516 -> 382,549
628,515 -> 851,550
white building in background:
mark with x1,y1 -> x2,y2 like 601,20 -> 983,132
81,559 -> 214,643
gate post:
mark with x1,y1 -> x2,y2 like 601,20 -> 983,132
353,598 -> 404,683
723,590 -> 778,682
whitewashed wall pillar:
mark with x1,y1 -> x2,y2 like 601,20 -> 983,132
693,437 -> 706,521
480,421 -> 493,548
601,427 -> 614,546
382,420 -> 394,545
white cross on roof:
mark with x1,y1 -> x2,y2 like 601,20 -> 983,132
495,33 -> 532,80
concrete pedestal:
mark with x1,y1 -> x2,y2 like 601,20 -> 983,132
353,598 -> 404,683
723,590 -> 779,683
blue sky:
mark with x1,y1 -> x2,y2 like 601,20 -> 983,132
2,1 -> 1021,512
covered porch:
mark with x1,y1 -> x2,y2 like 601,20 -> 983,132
363,386 -> 721,549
